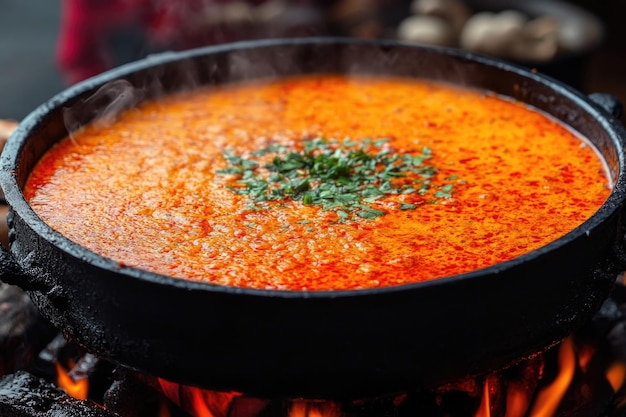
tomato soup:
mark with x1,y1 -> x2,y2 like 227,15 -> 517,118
24,75 -> 611,290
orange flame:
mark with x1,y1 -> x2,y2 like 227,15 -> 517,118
475,378 -> 491,417
528,337 -> 576,417
476,338 -> 577,417
504,386 -> 531,417
289,400 -> 342,417
576,343 -> 596,372
158,378 -> 239,417
56,361 -> 89,400
606,361 -> 626,392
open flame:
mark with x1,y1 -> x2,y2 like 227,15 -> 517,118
475,376 -> 492,417
504,386 -> 532,417
472,336 -> 626,417
606,362 -> 626,392
527,337 -> 576,417
158,378 -> 240,417
151,334 -> 626,417
56,361 -> 89,400
288,400 -> 342,417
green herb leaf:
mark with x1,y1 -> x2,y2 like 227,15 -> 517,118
217,138 -> 458,221
358,209 -> 386,219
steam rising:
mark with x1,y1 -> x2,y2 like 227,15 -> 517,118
63,80 -> 144,138
60,40 -> 484,141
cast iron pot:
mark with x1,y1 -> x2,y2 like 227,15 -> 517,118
1,38 -> 626,399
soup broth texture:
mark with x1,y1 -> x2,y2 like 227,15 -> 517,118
24,75 -> 611,290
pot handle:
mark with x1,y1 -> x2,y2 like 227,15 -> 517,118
588,93 -> 623,119
0,244 -> 33,289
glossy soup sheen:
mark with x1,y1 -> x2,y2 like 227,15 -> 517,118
24,75 -> 611,291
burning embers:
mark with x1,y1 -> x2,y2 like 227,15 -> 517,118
3,281 -> 626,417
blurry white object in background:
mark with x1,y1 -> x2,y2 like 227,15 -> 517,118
398,0 -> 605,64
411,0 -> 471,33
397,15 -> 456,46
460,10 -> 527,57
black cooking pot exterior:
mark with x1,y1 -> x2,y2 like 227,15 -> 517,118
1,38 -> 626,399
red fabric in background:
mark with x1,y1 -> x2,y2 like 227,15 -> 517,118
57,0 -> 154,84
56,0 -> 335,85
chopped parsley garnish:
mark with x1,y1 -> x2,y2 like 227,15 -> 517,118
217,137 -> 455,221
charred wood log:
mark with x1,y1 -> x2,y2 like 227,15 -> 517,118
0,283 -> 57,376
30,333 -> 69,381
104,367 -> 188,417
69,353 -> 117,403
0,370 -> 119,417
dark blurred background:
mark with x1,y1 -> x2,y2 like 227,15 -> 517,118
0,0 -> 624,122
0,0 -> 65,120
573,0 -> 626,118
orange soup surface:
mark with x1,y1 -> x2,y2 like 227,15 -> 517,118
24,75 -> 611,291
